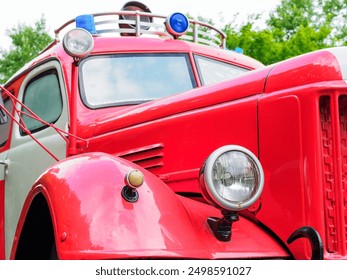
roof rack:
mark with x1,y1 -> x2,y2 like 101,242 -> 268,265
54,11 -> 226,49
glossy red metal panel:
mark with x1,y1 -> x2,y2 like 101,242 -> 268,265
30,153 -> 288,259
258,92 -> 309,259
265,50 -> 342,94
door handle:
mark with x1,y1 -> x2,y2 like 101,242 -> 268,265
0,160 -> 9,166
0,160 -> 9,180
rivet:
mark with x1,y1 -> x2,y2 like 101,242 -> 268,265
60,232 -> 67,242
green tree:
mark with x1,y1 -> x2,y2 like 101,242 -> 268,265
184,14 -> 221,47
0,16 -> 52,84
224,0 -> 347,65
224,15 -> 283,65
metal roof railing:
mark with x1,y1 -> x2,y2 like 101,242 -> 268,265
54,11 -> 226,49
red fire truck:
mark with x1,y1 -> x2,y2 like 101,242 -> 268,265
0,1 -> 346,260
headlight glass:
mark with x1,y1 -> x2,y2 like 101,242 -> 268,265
200,145 -> 264,211
63,28 -> 94,58
213,151 -> 259,202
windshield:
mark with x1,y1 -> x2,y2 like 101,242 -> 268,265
80,54 -> 196,108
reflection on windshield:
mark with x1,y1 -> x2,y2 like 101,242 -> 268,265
80,54 -> 196,107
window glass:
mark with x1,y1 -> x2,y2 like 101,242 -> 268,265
0,98 -> 13,147
80,54 -> 196,108
22,71 -> 62,133
195,55 -> 249,86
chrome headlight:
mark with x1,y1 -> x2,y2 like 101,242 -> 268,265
63,28 -> 94,59
199,145 -> 264,211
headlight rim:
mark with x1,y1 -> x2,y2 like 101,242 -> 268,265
200,145 -> 264,211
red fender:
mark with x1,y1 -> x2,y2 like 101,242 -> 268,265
14,153 -> 290,259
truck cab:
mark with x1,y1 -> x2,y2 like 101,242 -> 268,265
1,1 -> 346,260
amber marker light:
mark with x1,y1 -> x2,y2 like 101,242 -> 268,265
122,169 -> 144,203
125,169 -> 144,188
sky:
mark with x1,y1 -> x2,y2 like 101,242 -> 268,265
0,0 -> 281,50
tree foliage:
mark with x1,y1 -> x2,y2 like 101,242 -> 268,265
0,16 -> 52,84
224,0 -> 347,65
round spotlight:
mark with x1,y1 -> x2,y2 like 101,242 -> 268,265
165,13 -> 189,38
199,145 -> 264,211
119,1 -> 153,33
63,28 -> 94,59
75,14 -> 97,34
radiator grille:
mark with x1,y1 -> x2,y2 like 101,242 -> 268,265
320,95 -> 347,255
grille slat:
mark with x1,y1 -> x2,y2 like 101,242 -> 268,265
116,143 -> 164,170
338,96 -> 347,252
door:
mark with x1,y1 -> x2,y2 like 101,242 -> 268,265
4,60 -> 69,259
0,93 -> 13,259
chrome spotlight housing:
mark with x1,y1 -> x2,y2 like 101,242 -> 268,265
199,145 -> 264,211
63,28 -> 94,59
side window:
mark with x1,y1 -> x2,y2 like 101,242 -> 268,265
0,98 -> 13,147
194,55 -> 249,86
21,70 -> 63,134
